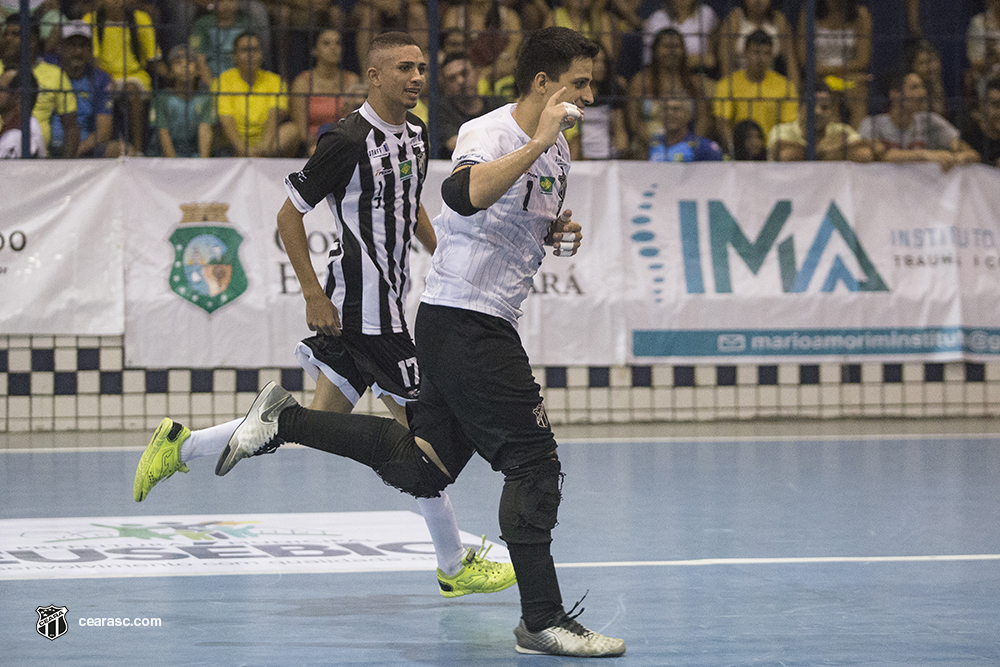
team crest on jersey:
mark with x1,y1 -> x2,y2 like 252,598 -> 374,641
168,203 -> 247,314
539,176 -> 555,194
399,160 -> 413,181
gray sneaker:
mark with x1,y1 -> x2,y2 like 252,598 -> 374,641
215,381 -> 298,476
513,614 -> 625,657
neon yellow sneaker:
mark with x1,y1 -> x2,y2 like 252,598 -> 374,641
133,418 -> 190,502
438,535 -> 517,598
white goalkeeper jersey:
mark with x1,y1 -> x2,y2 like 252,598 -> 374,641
421,104 -> 570,325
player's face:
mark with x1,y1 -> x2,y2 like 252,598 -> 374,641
550,57 -> 594,109
377,45 -> 427,110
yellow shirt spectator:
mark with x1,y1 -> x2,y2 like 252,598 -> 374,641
0,60 -> 77,147
82,9 -> 160,91
713,70 -> 798,139
213,67 -> 288,149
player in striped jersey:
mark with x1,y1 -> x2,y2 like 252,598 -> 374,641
217,28 -> 625,657
133,32 -> 515,600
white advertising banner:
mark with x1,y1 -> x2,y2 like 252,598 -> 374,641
0,160 -> 124,335
4,159 -> 999,365
623,162 -> 1000,363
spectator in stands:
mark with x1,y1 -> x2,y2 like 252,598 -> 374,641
161,1 -> 271,70
731,117 -> 765,159
906,38 -> 945,118
0,13 -> 78,158
289,26 -> 360,156
860,71 -> 979,171
642,0 -> 718,74
719,0 -> 797,85
436,52 -> 504,159
82,0 -> 162,154
967,0 -> 1000,95
768,80 -> 872,162
961,76 -> 1000,168
189,0 -> 255,82
796,0 -> 872,127
442,0 -> 522,93
0,68 -> 44,157
213,31 -> 297,157
628,27 -> 710,158
649,90 -> 722,162
713,29 -> 797,153
152,45 -> 213,158
354,0 -> 428,69
438,27 -> 466,65
566,41 -> 628,160
53,20 -> 131,158
544,0 -> 617,62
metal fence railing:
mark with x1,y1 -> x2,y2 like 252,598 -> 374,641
1,1 -> 997,167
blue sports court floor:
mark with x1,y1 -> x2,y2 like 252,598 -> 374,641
2,419 -> 999,666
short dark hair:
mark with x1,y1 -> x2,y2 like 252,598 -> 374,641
4,12 -> 41,45
367,31 -> 420,68
5,70 -> 40,110
885,69 -> 919,96
233,31 -> 261,50
744,29 -> 774,50
441,52 -> 470,71
513,27 -> 599,98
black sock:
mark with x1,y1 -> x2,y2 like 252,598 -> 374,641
277,405 -> 404,470
508,542 -> 563,631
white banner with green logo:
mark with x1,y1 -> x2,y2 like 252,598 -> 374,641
3,160 -> 999,365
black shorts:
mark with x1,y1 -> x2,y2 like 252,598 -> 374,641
408,303 -> 556,473
294,332 -> 420,407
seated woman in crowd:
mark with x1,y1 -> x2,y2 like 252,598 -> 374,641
718,0 -> 797,85
628,27 -> 712,158
566,41 -> 629,159
642,0 -> 719,75
796,0 -> 872,127
768,80 -> 871,162
289,26 -> 359,155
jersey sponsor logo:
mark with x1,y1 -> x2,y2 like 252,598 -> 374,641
408,136 -> 424,149
376,166 -> 393,177
399,160 -> 413,181
168,203 -> 248,314
368,143 -> 390,158
533,402 -> 549,429
539,176 -> 555,194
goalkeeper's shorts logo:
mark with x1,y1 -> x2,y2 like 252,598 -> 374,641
168,203 -> 247,314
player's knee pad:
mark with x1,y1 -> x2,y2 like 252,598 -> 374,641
372,425 -> 452,499
499,456 -> 563,544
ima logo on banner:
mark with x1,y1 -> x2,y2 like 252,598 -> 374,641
679,200 -> 888,294
36,605 -> 68,640
169,203 -> 248,313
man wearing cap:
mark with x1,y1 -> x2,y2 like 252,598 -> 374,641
0,12 -> 78,157
54,20 -> 120,158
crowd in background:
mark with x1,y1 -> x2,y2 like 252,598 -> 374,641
0,0 -> 998,168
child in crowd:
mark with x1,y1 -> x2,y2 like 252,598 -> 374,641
151,45 -> 213,158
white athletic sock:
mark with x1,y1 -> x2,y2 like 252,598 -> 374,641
416,492 -> 466,576
179,418 -> 242,462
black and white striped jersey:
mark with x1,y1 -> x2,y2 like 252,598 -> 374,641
285,101 -> 428,335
